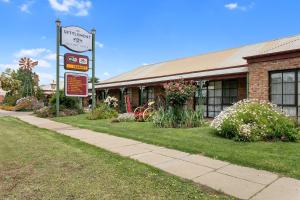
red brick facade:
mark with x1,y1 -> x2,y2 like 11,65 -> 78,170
248,56 -> 300,101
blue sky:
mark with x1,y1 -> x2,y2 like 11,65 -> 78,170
0,0 -> 300,85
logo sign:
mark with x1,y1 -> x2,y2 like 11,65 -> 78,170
65,72 -> 88,97
64,53 -> 89,72
61,26 -> 92,53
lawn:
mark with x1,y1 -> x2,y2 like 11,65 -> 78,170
0,117 -> 231,200
54,114 -> 300,180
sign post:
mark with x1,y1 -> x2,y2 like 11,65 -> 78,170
91,28 -> 96,109
55,19 -> 61,117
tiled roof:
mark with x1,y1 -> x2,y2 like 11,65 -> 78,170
99,34 -> 300,85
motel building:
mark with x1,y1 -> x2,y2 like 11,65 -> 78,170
95,34 -> 300,121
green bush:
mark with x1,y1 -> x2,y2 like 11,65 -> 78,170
87,104 -> 118,120
49,91 -> 80,110
3,94 -> 21,106
153,107 -> 205,128
211,99 -> 299,142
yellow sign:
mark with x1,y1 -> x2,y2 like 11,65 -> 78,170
65,63 -> 88,71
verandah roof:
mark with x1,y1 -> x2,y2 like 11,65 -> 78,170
96,34 -> 300,89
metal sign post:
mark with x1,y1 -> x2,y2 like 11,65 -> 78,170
91,28 -> 96,109
55,19 -> 61,117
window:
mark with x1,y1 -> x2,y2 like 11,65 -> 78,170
270,70 -> 297,118
147,87 -> 155,102
196,79 -> 238,118
141,87 -> 155,105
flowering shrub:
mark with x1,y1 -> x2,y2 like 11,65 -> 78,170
104,96 -> 118,108
163,79 -> 196,107
211,99 -> 299,142
14,96 -> 42,111
87,103 -> 118,120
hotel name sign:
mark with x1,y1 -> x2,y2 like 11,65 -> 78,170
61,26 -> 92,53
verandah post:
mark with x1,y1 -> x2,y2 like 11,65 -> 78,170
139,86 -> 145,106
120,87 -> 126,113
196,80 -> 203,110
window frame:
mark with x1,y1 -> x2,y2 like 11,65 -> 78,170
269,69 -> 298,118
196,79 -> 239,118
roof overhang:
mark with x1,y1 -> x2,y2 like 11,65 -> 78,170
244,49 -> 300,64
96,66 -> 248,89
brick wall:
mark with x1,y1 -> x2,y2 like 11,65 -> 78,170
237,78 -> 247,101
248,57 -> 300,101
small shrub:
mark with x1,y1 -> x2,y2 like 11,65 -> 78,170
87,104 -> 118,120
104,96 -> 118,108
117,113 -> 135,122
3,94 -> 21,106
152,107 -> 205,128
211,99 -> 299,142
50,91 -> 80,110
34,106 -> 83,118
35,107 -> 54,118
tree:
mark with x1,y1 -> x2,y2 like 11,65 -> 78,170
0,68 -> 21,95
89,76 -> 100,83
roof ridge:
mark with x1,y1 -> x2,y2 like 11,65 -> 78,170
261,37 -> 300,54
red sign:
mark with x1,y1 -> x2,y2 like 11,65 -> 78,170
64,53 -> 89,72
65,73 -> 88,97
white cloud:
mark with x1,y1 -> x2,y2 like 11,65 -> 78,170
225,2 -> 254,11
44,53 -> 56,61
15,48 -> 49,58
48,0 -> 92,16
142,63 -> 149,66
20,1 -> 34,13
225,3 -> 238,10
1,0 -> 10,3
14,48 -> 55,68
37,72 -> 54,82
103,72 -> 110,77
0,63 -> 18,70
37,59 -> 51,68
96,41 -> 104,48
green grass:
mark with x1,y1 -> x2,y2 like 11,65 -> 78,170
54,114 -> 300,180
0,117 -> 232,200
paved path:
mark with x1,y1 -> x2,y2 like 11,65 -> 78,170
2,111 -> 300,200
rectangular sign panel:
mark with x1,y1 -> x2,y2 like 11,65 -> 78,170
64,53 -> 89,72
61,26 -> 92,53
65,72 -> 88,97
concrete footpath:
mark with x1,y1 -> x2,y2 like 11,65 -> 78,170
2,111 -> 300,200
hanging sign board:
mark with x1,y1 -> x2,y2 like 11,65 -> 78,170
61,26 -> 92,53
65,72 -> 88,97
64,53 -> 89,72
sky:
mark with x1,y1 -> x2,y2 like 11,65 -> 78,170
0,0 -> 300,85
